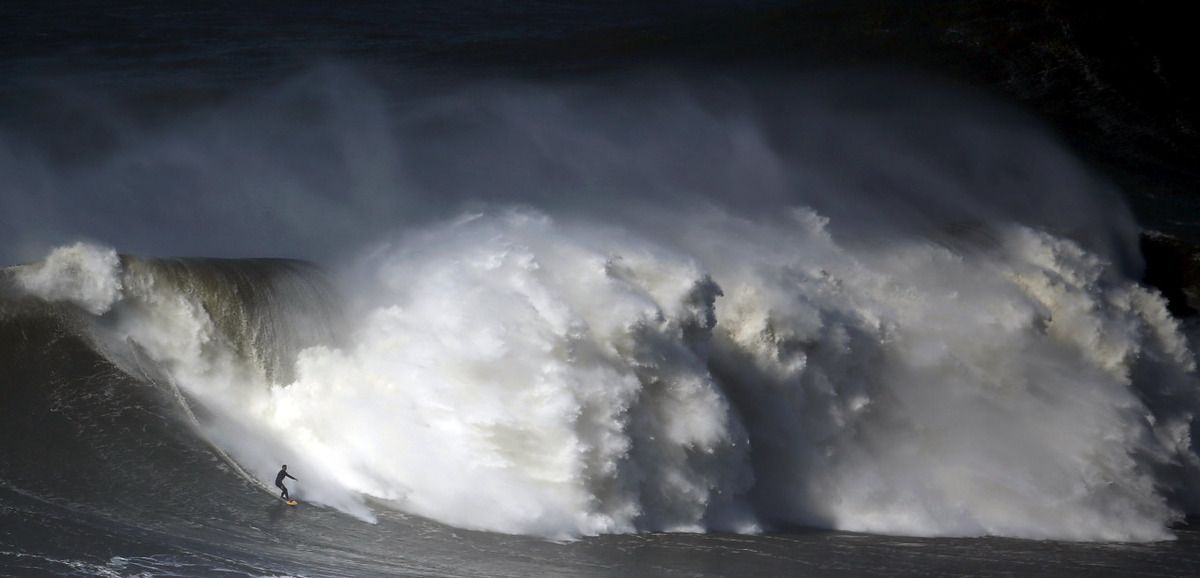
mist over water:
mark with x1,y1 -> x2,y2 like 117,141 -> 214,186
0,66 -> 1141,268
6,65 -> 1199,542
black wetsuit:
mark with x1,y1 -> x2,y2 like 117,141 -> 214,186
275,469 -> 297,500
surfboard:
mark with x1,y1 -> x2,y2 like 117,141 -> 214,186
284,499 -> 298,506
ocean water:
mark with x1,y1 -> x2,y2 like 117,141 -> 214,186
3,2 -> 1200,576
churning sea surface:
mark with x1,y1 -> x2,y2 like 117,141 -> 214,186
4,2 -> 1200,576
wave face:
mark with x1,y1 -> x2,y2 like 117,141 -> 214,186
3,68 -> 1200,543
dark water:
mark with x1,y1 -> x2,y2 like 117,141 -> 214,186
4,2 -> 1200,577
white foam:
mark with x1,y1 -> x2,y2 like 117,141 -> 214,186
16,70 -> 1198,542
232,208 -> 1197,541
688,214 -> 1192,541
15,242 -> 123,315
265,212 -> 752,537
29,205 -> 1200,541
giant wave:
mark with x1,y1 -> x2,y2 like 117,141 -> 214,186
4,67 -> 1200,543
9,204 -> 1200,542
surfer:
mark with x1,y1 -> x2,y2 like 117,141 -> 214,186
275,465 -> 298,501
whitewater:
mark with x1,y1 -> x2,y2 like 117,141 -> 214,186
6,68 -> 1200,546
13,208 -> 1200,542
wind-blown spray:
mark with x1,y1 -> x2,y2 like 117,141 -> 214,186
7,68 -> 1199,542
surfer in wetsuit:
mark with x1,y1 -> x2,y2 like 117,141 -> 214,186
275,465 -> 298,501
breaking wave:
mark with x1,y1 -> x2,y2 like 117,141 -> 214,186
11,203 -> 1200,542
5,67 -> 1199,543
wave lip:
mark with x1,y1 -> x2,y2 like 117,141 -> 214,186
13,242 -> 123,315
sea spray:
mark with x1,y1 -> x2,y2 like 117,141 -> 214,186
270,211 -> 754,537
7,68 -> 1199,540
11,244 -> 374,518
13,242 -> 123,315
12,205 -> 1200,542
233,207 -> 1200,540
691,212 -> 1195,540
